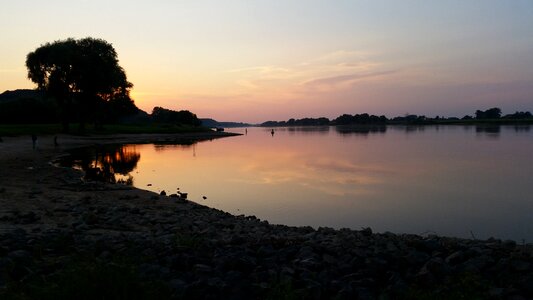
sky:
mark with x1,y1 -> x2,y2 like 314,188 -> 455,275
1,0 -> 532,123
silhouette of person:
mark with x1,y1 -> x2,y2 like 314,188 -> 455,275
245,128 -> 248,135
31,134 -> 38,149
271,129 -> 275,137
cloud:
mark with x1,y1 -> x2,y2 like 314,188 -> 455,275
218,49 -> 390,100
226,66 -> 291,77
303,70 -> 398,89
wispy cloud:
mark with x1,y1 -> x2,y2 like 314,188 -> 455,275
226,66 -> 291,76
303,70 -> 398,89
225,49 -> 383,90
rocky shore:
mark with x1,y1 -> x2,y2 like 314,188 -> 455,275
1,134 -> 532,299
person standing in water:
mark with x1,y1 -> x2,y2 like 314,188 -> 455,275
271,129 -> 275,137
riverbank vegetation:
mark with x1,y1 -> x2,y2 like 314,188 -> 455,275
261,107 -> 533,127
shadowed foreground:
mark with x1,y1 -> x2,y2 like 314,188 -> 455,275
0,134 -> 532,299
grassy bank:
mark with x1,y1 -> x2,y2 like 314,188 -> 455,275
0,123 -> 212,137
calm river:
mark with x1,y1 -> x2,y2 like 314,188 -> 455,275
63,125 -> 533,242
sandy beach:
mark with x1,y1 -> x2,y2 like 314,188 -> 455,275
1,133 -> 532,299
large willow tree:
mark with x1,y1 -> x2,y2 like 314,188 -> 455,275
26,37 -> 133,131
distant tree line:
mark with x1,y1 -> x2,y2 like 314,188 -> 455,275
262,117 -> 330,127
261,107 -> 533,127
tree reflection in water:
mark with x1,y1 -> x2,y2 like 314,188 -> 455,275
335,125 -> 387,135
65,145 -> 141,184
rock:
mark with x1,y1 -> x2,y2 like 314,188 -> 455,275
0,257 -> 14,270
322,253 -> 337,265
193,264 -> 213,274
169,278 -> 187,296
488,287 -> 505,298
300,279 -> 322,300
99,250 -> 111,259
360,227 -> 372,236
416,258 -> 451,284
445,250 -> 467,265
19,211 -> 40,224
506,295 -> 528,300
8,250 -> 32,262
82,212 -> 98,225
511,260 -> 531,272
160,190 -> 166,196
461,255 -> 493,272
517,274 -> 533,296
138,263 -> 163,278
404,250 -> 430,265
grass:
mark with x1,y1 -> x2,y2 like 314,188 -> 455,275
0,123 -> 212,136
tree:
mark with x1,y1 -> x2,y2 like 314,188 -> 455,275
475,107 -> 501,119
504,111 -> 532,119
151,107 -> 201,126
26,37 -> 133,131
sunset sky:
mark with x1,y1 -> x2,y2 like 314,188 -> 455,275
1,1 -> 532,123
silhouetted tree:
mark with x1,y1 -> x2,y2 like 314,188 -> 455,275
26,37 -> 133,132
504,111 -> 532,119
333,113 -> 388,125
475,107 -> 501,119
151,107 -> 201,126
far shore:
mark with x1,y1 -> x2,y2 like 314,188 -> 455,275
1,132 -> 532,299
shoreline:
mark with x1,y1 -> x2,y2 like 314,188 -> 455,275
1,133 -> 532,299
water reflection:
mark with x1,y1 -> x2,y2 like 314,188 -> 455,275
476,125 -> 501,137
514,125 -> 531,132
154,143 -> 195,151
63,145 -> 140,184
335,125 -> 387,135
60,125 -> 533,242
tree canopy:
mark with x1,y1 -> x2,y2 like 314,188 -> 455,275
151,107 -> 201,126
475,107 -> 502,119
26,37 -> 134,131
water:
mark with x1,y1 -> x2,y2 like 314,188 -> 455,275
61,125 -> 533,242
